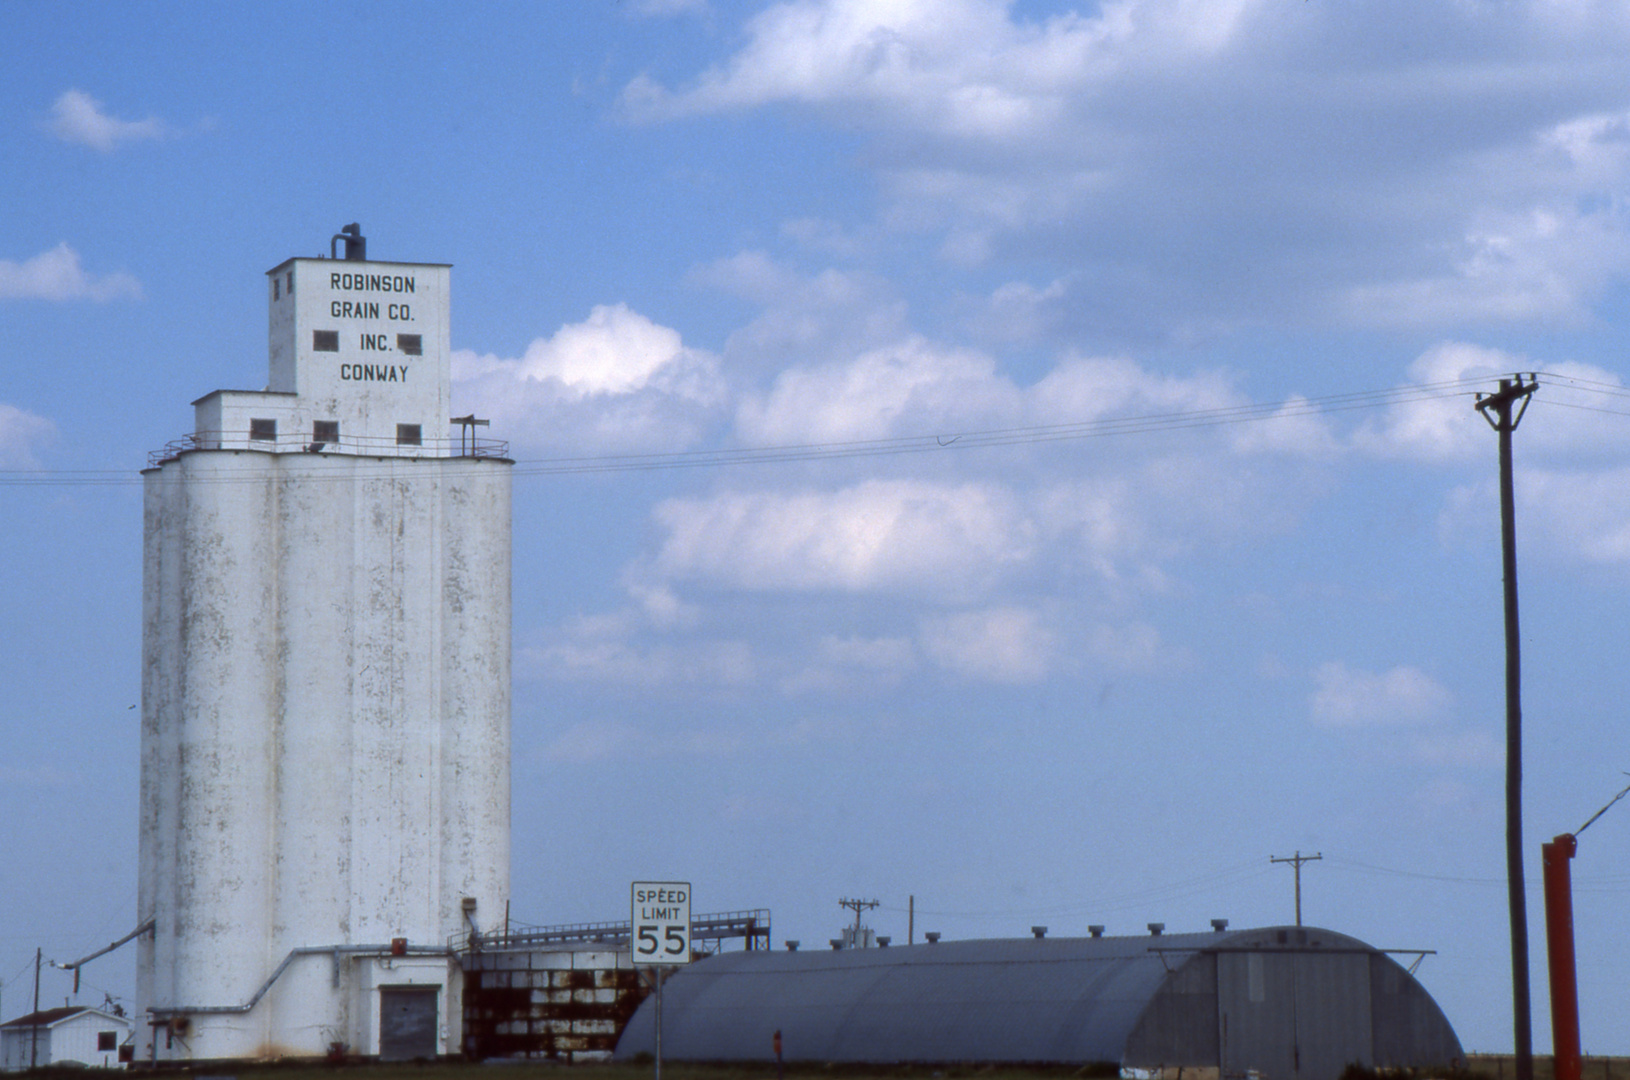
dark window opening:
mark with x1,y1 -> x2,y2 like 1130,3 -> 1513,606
273,278 -> 280,300
313,330 -> 339,352
313,420 -> 339,443
397,334 -> 422,356
286,270 -> 294,292
98,1032 -> 118,1053
249,418 -> 277,442
396,424 -> 422,446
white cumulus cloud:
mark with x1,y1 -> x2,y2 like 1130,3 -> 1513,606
920,605 -> 1058,683
652,479 -> 1034,596
47,89 -> 170,151
1309,661 -> 1454,728
0,405 -> 55,469
0,404 -> 57,468
1506,466 -> 1630,566
1359,344 -> 1630,469
452,303 -> 726,451
1353,342 -> 1517,462
0,243 -> 141,302
737,332 -> 1254,449
738,336 -> 1019,443
627,1 -> 1630,334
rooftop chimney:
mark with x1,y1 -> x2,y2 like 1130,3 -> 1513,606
1031,926 -> 1047,939
1148,923 -> 1165,936
785,940 -> 799,951
1211,919 -> 1229,932
1088,925 -> 1104,938
924,932 -> 941,944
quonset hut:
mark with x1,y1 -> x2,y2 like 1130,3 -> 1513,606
614,924 -> 1463,1080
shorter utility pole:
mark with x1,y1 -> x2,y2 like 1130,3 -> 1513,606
31,947 -> 42,1070
1270,851 -> 1322,926
838,897 -> 879,933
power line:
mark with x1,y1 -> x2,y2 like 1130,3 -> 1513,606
878,859 -> 1274,921
6,368 -> 1627,490
1325,855 -> 1630,892
0,374 -> 1504,489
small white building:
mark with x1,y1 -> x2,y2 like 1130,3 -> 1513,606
0,1007 -> 133,1071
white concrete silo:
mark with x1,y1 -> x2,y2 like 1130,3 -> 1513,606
137,228 -> 511,1063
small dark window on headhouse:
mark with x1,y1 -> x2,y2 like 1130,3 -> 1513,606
98,1032 -> 118,1052
396,424 -> 422,447
397,334 -> 422,356
286,270 -> 294,292
313,330 -> 339,352
249,418 -> 277,442
313,420 -> 339,443
273,278 -> 280,300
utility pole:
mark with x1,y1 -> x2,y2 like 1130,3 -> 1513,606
838,897 -> 879,933
1269,851 -> 1322,926
31,947 -> 41,1070
1475,374 -> 1538,1080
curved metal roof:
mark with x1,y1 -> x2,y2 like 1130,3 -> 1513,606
614,924 -> 1463,1073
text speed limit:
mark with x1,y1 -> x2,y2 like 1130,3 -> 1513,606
631,881 -> 692,965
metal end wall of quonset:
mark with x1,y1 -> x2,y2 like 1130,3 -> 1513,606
137,236 -> 511,1064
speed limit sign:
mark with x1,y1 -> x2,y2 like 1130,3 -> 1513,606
631,881 -> 692,965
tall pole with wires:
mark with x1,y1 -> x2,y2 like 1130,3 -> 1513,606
1270,851 -> 1322,927
1475,375 -> 1537,1080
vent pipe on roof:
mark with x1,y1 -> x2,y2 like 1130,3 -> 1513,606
1088,925 -> 1104,938
331,223 -> 366,262
1148,923 -> 1165,936
829,939 -> 842,950
924,932 -> 941,944
785,940 -> 799,951
877,936 -> 891,947
1212,919 -> 1229,932
1031,926 -> 1047,939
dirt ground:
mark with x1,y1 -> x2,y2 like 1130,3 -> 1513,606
1466,1056 -> 1630,1080
28,1057 -> 1622,1080
105,1063 -> 1116,1080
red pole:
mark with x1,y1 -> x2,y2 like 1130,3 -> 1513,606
1542,833 -> 1581,1080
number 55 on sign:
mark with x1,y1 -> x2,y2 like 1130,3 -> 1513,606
631,881 -> 692,965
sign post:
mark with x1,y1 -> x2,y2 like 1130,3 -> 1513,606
632,882 -> 691,1080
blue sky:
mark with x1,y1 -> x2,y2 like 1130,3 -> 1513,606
5,0 -> 1630,1057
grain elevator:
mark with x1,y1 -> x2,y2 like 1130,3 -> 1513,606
137,226 -> 511,1062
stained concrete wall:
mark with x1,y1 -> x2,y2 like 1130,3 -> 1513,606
136,247 -> 510,1063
